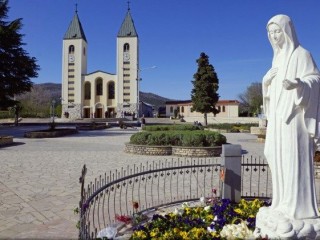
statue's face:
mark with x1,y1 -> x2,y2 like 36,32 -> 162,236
268,23 -> 284,48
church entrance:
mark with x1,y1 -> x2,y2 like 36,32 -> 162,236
83,108 -> 90,118
95,103 -> 103,118
95,108 -> 102,118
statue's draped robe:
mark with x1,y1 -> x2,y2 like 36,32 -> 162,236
263,15 -> 320,219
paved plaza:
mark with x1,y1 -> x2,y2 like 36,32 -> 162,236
0,125 -> 265,239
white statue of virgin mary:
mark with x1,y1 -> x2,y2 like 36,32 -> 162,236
255,14 -> 320,239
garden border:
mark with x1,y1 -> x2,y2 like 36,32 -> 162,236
24,128 -> 78,138
0,136 -> 13,146
124,143 -> 222,157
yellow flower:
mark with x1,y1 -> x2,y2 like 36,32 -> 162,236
189,227 -> 206,238
179,231 -> 189,240
185,207 -> 191,215
173,228 -> 180,234
195,207 -> 202,214
150,228 -> 159,237
132,230 -> 147,239
163,231 -> 172,239
205,214 -> 214,222
234,208 -> 243,215
210,231 -> 220,238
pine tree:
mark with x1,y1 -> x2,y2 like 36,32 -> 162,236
191,52 -> 219,125
0,0 -> 39,110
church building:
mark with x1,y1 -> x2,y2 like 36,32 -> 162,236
61,7 -> 139,119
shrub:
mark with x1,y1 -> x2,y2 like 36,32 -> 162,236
146,132 -> 171,146
130,132 -> 152,145
129,131 -> 226,147
206,123 -> 258,132
181,132 -> 206,147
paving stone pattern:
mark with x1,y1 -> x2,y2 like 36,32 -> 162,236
0,125 -> 274,239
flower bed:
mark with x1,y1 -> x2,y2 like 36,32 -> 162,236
96,198 -> 270,240
0,136 -> 13,146
24,128 -> 78,138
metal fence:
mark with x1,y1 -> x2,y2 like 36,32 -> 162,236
79,155 -> 271,239
241,155 -> 272,199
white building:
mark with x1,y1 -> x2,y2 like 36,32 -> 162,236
165,100 -> 240,118
61,7 -> 139,119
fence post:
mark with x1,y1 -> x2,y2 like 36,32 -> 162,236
221,144 -> 242,203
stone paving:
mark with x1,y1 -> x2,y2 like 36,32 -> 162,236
0,124 -> 266,239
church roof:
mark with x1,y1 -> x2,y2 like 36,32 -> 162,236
117,10 -> 138,37
64,12 -> 87,42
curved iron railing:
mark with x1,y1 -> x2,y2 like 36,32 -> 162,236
79,158 -> 222,239
79,156 -> 272,239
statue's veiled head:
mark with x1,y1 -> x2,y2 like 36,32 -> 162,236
267,14 -> 299,52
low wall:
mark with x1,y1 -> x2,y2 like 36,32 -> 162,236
183,116 -> 259,124
172,146 -> 221,157
125,144 -> 172,155
0,136 -> 13,146
125,143 -> 221,157
250,127 -> 266,142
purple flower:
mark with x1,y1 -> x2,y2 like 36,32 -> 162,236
82,202 -> 89,211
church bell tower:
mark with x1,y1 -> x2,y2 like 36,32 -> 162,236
61,9 -> 87,119
116,6 -> 139,116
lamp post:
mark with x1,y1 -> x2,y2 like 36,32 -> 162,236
51,99 -> 56,129
136,65 -> 157,120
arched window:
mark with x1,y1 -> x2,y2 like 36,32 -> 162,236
84,82 -> 91,99
222,106 -> 226,112
181,106 -> 184,113
69,45 -> 75,54
123,43 -> 130,52
96,78 -> 103,96
108,81 -> 115,99
170,107 -> 173,113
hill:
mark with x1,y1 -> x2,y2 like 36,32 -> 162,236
20,83 -> 173,109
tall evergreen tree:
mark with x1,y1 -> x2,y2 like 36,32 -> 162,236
0,0 -> 39,110
191,52 -> 219,125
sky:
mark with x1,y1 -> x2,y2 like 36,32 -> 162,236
6,0 -> 320,101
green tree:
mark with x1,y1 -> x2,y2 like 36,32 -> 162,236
191,52 -> 219,126
0,0 -> 39,110
238,82 -> 262,116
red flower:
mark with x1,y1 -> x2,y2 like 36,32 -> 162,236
212,188 -> 217,195
132,201 -> 139,210
115,214 -> 132,224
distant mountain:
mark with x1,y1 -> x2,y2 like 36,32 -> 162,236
27,83 -> 173,109
36,83 -> 61,101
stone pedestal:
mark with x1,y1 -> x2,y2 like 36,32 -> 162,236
250,127 -> 266,142
255,207 -> 320,239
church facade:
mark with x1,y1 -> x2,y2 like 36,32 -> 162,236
61,8 -> 139,119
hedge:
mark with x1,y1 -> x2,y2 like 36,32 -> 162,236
142,124 -> 203,131
206,123 -> 258,132
130,130 -> 226,147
